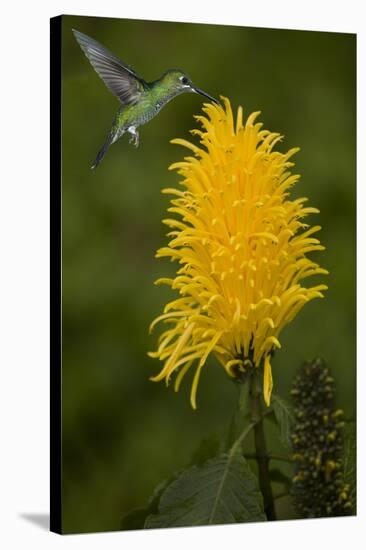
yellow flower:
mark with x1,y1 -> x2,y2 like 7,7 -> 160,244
149,97 -> 328,409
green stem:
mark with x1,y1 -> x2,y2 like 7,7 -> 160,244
250,371 -> 276,521
244,453 -> 292,464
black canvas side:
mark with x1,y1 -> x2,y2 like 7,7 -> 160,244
50,14 -> 62,535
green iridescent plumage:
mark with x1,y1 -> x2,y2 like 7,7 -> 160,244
73,30 -> 219,169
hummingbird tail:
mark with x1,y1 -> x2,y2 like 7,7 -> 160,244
91,132 -> 115,170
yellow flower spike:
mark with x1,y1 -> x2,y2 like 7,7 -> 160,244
149,98 -> 327,409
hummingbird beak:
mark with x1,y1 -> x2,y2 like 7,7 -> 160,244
191,86 -> 220,105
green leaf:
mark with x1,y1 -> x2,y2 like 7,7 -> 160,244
144,453 -> 266,528
120,472 -> 180,530
271,394 -> 294,448
343,421 -> 356,512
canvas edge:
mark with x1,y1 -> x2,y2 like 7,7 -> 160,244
50,14 -> 62,535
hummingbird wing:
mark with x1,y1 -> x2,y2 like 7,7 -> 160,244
73,29 -> 148,105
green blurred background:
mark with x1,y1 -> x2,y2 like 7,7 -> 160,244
60,15 -> 356,533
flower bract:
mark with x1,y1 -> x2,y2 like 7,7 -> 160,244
149,98 -> 327,409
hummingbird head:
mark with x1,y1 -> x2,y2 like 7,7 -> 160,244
160,70 -> 220,105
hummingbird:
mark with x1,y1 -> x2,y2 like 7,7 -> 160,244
72,29 -> 220,169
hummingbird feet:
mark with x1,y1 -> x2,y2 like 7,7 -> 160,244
127,126 -> 139,148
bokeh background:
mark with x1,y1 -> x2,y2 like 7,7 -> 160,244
60,15 -> 356,533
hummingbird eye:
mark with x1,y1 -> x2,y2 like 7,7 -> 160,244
181,76 -> 189,86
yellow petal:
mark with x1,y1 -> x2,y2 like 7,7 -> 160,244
148,98 -> 327,409
263,355 -> 273,407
